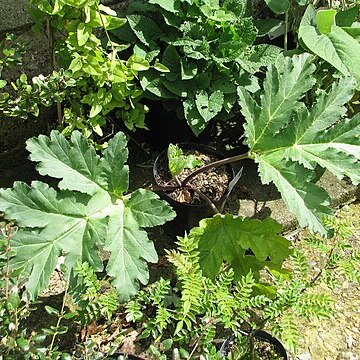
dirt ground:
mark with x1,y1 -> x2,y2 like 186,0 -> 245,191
291,204 -> 360,360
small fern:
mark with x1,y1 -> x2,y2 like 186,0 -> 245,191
295,293 -> 334,319
166,237 -> 204,333
70,262 -> 118,325
122,208 -> 358,357
273,311 -> 300,354
290,249 -> 309,282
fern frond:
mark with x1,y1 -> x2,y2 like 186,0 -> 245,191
73,261 -> 100,298
248,295 -> 271,308
290,249 -> 309,282
210,271 -> 241,330
166,238 -> 203,333
295,292 -> 334,319
338,251 -> 360,284
276,311 -> 300,354
155,306 -> 172,332
235,271 -> 255,305
125,299 -> 144,322
323,212 -> 355,240
99,290 -> 118,320
148,278 -> 171,305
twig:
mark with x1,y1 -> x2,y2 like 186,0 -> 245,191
174,175 -> 220,214
49,277 -> 70,353
46,18 -> 63,125
181,152 -> 249,187
309,232 -> 338,286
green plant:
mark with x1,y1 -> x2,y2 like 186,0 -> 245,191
0,224 -> 74,359
113,0 -> 282,135
0,0 -> 168,137
303,207 -> 360,289
0,70 -> 77,119
70,261 -> 118,325
124,216 -> 339,358
168,143 -> 204,178
298,4 -> 360,87
162,53 -> 360,234
0,130 -> 175,302
0,33 -> 28,86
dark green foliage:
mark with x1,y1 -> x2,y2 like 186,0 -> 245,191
113,0 -> 282,135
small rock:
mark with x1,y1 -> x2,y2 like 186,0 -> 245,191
346,335 -> 356,349
296,351 -> 312,360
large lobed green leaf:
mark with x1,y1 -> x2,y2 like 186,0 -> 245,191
0,131 -> 175,300
239,53 -> 360,234
188,214 -> 292,281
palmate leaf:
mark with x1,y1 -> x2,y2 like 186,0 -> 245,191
0,131 -> 175,300
239,53 -> 360,234
189,215 -> 292,281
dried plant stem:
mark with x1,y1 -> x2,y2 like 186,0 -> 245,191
310,232 -> 338,286
181,152 -> 250,187
46,19 -> 63,125
49,278 -> 70,353
174,175 -> 219,214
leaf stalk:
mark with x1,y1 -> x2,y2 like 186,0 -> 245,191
180,152 -> 250,187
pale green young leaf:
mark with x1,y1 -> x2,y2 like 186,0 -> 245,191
167,143 -> 203,177
127,54 -> 150,71
153,61 -> 170,72
98,4 -> 117,16
316,10 -> 336,35
77,23 -> 91,47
